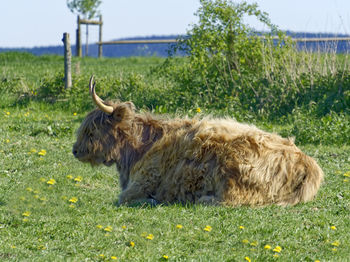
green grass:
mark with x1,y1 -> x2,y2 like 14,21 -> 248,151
1,53 -> 350,261
1,102 -> 350,261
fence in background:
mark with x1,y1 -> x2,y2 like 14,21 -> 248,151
291,37 -> 350,42
76,15 -> 103,58
65,31 -> 350,88
95,36 -> 350,58
73,13 -> 350,58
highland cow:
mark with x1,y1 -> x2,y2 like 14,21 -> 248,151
72,76 -> 324,206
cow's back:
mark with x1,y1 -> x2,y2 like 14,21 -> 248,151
130,118 -> 323,206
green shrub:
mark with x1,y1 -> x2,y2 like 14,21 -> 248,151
31,72 -> 170,113
157,0 -> 292,114
158,0 -> 350,118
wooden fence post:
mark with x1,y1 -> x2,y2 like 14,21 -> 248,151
98,15 -> 103,58
62,33 -> 72,89
85,23 -> 89,56
76,15 -> 82,57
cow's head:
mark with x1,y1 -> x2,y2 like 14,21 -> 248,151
72,76 -> 135,166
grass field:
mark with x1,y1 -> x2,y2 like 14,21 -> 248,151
1,53 -> 350,261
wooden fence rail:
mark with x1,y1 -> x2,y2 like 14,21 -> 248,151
95,36 -> 350,57
267,36 -> 350,42
291,37 -> 350,42
96,39 -> 178,45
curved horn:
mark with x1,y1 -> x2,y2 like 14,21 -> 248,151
89,76 -> 114,114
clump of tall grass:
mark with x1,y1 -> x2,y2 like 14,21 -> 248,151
260,39 -> 350,116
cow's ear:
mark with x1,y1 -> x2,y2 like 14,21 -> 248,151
111,102 -> 135,128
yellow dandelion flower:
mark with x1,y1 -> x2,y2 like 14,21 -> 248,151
30,148 -> 37,153
242,239 -> 249,244
22,211 -> 31,217
34,195 -> 39,199
104,226 -> 113,232
264,244 -> 272,249
6,139 -> 10,143
273,246 -> 282,253
176,224 -> 183,229
39,177 -> 46,182
96,225 -> 103,229
344,171 -> 350,177
239,225 -> 245,229
69,197 -> 78,203
163,255 -> 169,260
129,241 -> 135,247
332,248 -> 337,252
66,174 -> 73,179
74,176 -> 83,182
26,187 -> 33,192
73,112 -> 77,116
111,256 -> 117,260
122,225 -> 127,229
11,245 -> 16,249
331,240 -> 340,247
244,256 -> 251,262
99,254 -> 105,258
37,244 -> 46,250
344,179 -> 349,182
196,107 -> 201,113
6,112 -> 10,115
204,225 -> 212,232
273,254 -> 279,258
47,178 -> 56,185
146,234 -> 154,240
330,226 -> 336,230
250,241 -> 258,247
315,260 -> 320,262
22,218 -> 29,222
38,149 -> 47,156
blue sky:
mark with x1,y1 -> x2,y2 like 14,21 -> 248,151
1,0 -> 350,48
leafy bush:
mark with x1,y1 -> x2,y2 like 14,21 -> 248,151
158,0 -> 350,118
32,72 -> 169,113
157,0 -> 290,114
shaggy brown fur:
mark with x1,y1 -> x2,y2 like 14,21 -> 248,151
73,101 -> 324,207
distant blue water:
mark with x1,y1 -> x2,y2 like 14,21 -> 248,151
1,32 -> 349,57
